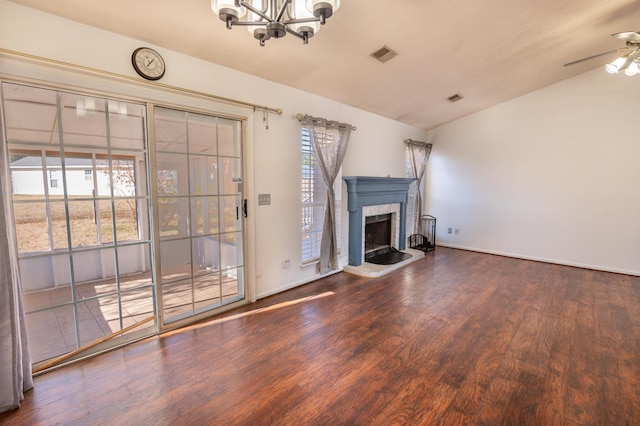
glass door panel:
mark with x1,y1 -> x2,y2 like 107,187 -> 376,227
154,107 -> 245,325
2,82 -> 155,366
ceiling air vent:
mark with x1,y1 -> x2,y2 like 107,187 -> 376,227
370,46 -> 398,63
447,94 -> 463,103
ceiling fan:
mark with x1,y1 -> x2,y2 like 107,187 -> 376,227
564,31 -> 640,75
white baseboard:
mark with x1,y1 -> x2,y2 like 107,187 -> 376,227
256,267 -> 344,299
436,243 -> 640,277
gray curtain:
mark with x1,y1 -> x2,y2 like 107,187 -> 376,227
0,136 -> 33,413
406,139 -> 432,235
302,115 -> 352,274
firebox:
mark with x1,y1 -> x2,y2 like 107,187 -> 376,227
365,213 -> 392,254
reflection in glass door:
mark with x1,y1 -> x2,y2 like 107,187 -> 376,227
153,107 -> 245,324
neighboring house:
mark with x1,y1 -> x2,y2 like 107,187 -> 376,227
10,156 -> 134,197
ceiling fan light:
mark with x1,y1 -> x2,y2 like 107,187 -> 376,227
605,56 -> 626,74
624,62 -> 640,76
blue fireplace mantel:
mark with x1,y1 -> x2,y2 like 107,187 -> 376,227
343,176 -> 416,266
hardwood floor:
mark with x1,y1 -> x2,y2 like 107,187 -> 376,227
2,247 -> 639,425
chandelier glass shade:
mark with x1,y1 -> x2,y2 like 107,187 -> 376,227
605,49 -> 640,76
211,0 -> 339,46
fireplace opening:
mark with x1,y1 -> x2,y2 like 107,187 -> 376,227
364,213 -> 412,265
364,213 -> 392,254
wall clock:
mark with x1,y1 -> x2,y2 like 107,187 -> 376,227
131,47 -> 166,81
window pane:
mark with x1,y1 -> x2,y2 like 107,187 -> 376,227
162,278 -> 193,319
60,93 -> 107,148
155,108 -> 187,153
219,157 -> 241,195
220,231 -> 243,269
220,195 -> 241,235
156,152 -> 188,196
191,236 -> 220,276
160,238 -> 191,283
190,155 -> 218,196
50,200 -> 69,250
62,153 -> 94,196
191,196 -> 219,236
188,113 -> 217,155
120,287 -> 155,328
13,200 -> 49,253
114,198 -> 139,242
99,200 -> 115,244
2,83 -> 58,145
96,157 -> 137,197
217,118 -> 241,157
108,100 -> 145,150
68,200 -> 99,247
194,272 -> 222,311
10,150 -> 46,197
158,196 -> 189,238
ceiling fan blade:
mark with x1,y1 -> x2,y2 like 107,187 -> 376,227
612,31 -> 640,42
563,47 -> 628,67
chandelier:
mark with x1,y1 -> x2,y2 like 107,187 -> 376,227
211,0 -> 340,46
605,48 -> 640,76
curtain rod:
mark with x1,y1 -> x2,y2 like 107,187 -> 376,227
405,138 -> 431,146
296,113 -> 357,131
0,48 -> 283,116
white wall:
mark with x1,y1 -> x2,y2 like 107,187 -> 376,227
427,68 -> 640,275
0,1 -> 427,298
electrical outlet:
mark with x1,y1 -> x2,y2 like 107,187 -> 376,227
447,227 -> 452,234
454,228 -> 459,235
258,194 -> 271,205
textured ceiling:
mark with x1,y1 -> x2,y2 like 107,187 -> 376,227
8,0 -> 640,130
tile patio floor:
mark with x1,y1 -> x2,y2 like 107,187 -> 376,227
22,272 -> 241,364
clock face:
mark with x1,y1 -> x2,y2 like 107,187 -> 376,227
131,47 -> 165,80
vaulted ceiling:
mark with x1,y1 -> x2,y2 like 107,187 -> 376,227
8,0 -> 640,130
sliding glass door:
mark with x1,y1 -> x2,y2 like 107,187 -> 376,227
1,82 -> 247,366
153,107 -> 245,325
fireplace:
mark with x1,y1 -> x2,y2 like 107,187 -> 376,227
343,176 -> 416,266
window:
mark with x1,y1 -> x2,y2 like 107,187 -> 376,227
84,169 -> 92,180
49,178 -> 58,188
300,127 -> 341,263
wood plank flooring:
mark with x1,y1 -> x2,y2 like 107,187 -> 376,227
2,247 -> 640,425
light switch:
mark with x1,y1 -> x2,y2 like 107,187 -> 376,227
258,194 -> 271,205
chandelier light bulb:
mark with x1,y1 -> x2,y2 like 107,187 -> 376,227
306,0 -> 340,24
211,0 -> 247,27
290,0 -> 320,41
